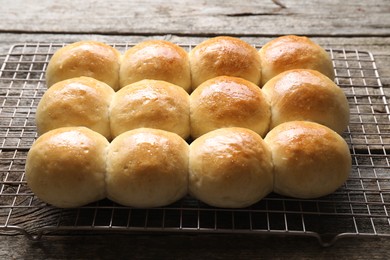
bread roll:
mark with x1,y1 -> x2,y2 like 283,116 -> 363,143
190,76 -> 270,139
25,127 -> 109,208
259,35 -> 335,86
264,121 -> 351,199
36,77 -> 115,140
189,36 -> 261,90
189,127 -> 273,208
106,128 -> 189,208
262,69 -> 349,134
110,79 -> 190,139
120,40 -> 191,92
46,41 -> 121,90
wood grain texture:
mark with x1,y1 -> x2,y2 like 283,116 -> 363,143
1,0 -> 390,36
1,234 -> 390,259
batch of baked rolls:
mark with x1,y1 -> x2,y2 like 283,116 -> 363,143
25,35 -> 352,208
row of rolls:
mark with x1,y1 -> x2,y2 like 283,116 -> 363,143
45,35 -> 335,93
36,70 -> 349,142
25,124 -> 351,209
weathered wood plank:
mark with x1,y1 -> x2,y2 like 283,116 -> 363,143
1,233 -> 390,259
1,0 -> 390,36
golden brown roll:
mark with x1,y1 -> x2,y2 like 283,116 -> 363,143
264,121 -> 351,199
189,127 -> 273,208
120,40 -> 191,92
46,41 -> 121,90
25,127 -> 109,208
189,36 -> 261,90
262,69 -> 350,134
106,128 -> 189,208
36,77 -> 115,140
259,35 -> 335,86
110,79 -> 190,139
190,76 -> 270,139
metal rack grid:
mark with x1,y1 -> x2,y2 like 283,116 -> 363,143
0,43 -> 389,247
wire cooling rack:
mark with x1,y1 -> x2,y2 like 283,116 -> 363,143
0,43 -> 389,247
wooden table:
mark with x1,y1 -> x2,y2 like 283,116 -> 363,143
1,0 -> 390,258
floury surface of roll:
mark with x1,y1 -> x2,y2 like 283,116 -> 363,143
25,127 -> 109,208
189,36 -> 261,90
46,41 -> 121,90
264,121 -> 351,199
259,35 -> 335,86
262,69 -> 350,134
189,127 -> 273,208
120,40 -> 191,92
36,77 -> 115,140
106,128 -> 189,208
190,76 -> 271,139
110,79 -> 190,139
